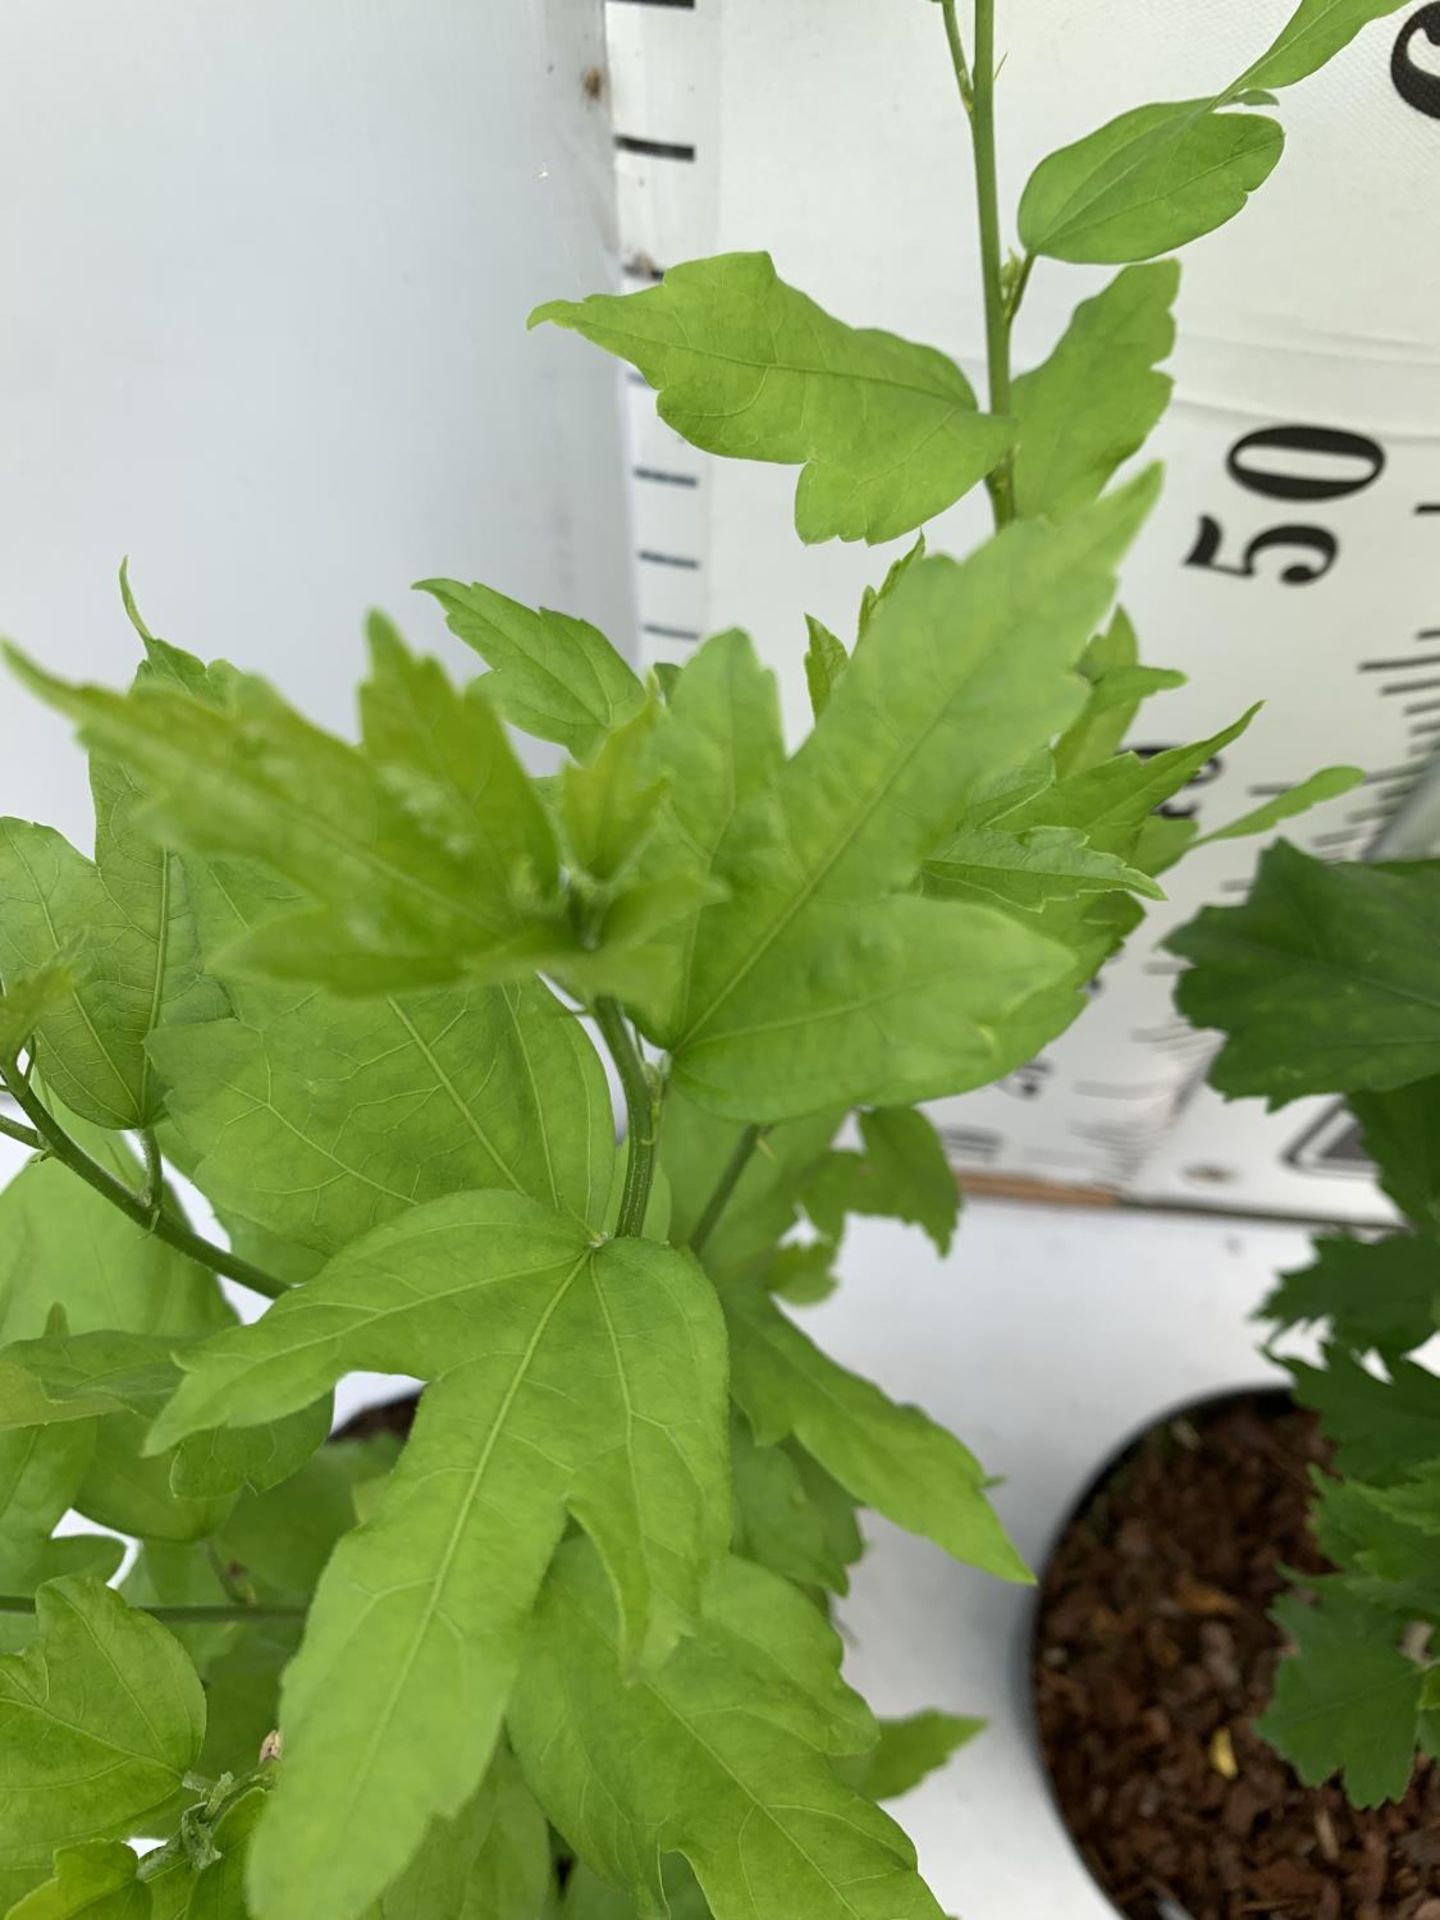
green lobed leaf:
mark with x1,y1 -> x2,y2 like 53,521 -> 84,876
1051,608 -> 1146,778
0,961 -> 83,1069
723,1283 -> 1028,1581
841,1710 -> 986,1803
0,807 -> 219,1130
659,478 -> 1159,1120
1263,1234 -> 1440,1358
559,700 -> 667,885
417,578 -> 644,761
510,1540 -> 945,1920
802,617 -> 847,720
729,1415 -> 855,1596
0,1579 -> 205,1908
1290,1346 -> 1440,1484
1352,1075 -> 1440,1229
5,1843 -> 148,1920
7,638 -> 569,998
660,1094 -> 841,1281
379,1749 -> 553,1920
1011,262 -> 1180,519
0,1149 -> 230,1350
802,1107 -> 960,1256
150,979 -> 616,1260
1194,765 -> 1364,845
0,1423 -> 123,1653
1257,1587 -> 1422,1806
563,1861 -> 711,1920
147,1191 -> 728,1920
920,825 -> 1163,915
1170,844 -> 1440,1104
531,252 -> 1014,545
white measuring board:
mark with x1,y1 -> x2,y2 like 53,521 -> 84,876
597,0 -> 1440,1216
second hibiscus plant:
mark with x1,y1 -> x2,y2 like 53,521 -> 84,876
0,1 -> 1398,1916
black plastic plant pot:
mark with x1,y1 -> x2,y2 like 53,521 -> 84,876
1027,1385 -> 1440,1920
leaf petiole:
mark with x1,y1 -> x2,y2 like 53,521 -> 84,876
593,998 -> 661,1238
0,1063 -> 290,1301
689,1123 -> 769,1259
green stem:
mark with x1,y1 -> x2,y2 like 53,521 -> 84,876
0,1110 -> 40,1151
139,1126 -> 164,1219
969,0 -> 1013,526
938,0 -> 975,114
594,998 -> 659,1238
0,1068 -> 289,1301
689,1124 -> 767,1259
0,1592 -> 302,1623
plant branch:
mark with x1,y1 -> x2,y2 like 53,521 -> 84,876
0,1592 -> 303,1623
938,0 -> 975,114
594,998 -> 660,1238
0,1109 -> 40,1151
138,1125 -> 164,1219
969,0 -> 1014,526
689,1124 -> 768,1259
0,1066 -> 289,1301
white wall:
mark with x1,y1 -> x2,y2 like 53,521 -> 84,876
0,0 -> 631,847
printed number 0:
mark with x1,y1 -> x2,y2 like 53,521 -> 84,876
1185,424 -> 1386,587
1394,5 -> 1440,118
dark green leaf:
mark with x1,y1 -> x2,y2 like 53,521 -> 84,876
1257,1588 -> 1421,1805
1291,1346 -> 1440,1483
5,1842 -> 147,1920
1352,1076 -> 1440,1229
1170,844 -> 1440,1104
802,616 -> 847,720
730,1414 -> 853,1595
1263,1234 -> 1440,1357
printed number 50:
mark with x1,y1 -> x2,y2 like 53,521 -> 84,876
1184,425 -> 1385,588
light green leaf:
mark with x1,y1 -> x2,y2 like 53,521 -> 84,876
563,1861 -> 710,1920
0,1147 -> 231,1348
1012,263 -> 1179,518
1290,1346 -> 1440,1485
417,578 -> 644,762
802,1108 -> 960,1256
0,1423 -> 123,1652
842,1711 -> 986,1803
1011,709 -> 1258,860
660,478 -> 1159,1120
730,1415 -> 854,1595
765,1241 -> 839,1306
1193,765 -> 1364,845
1019,100 -> 1283,265
660,1090 -> 839,1278
856,536 -> 927,641
1170,843 -> 1440,1103
802,616 -> 847,720
358,614 -> 559,904
921,825 -> 1163,914
0,803 -> 219,1130
724,1283 -> 1028,1582
512,1541 -> 944,1920
1234,0 -> 1415,92
183,1785 -> 266,1920
1263,1234 -> 1440,1358
532,252 -> 1014,545
1081,664 -> 1188,716
1257,1588 -> 1421,1806
150,977 -> 616,1259
380,1749 -> 552,1920
149,1192 -> 728,1920
0,1579 -> 205,1908
6,1842 -> 147,1920
7,644 -> 568,998
0,961 -> 82,1067
560,701 -> 667,885
1051,608 -> 1142,777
